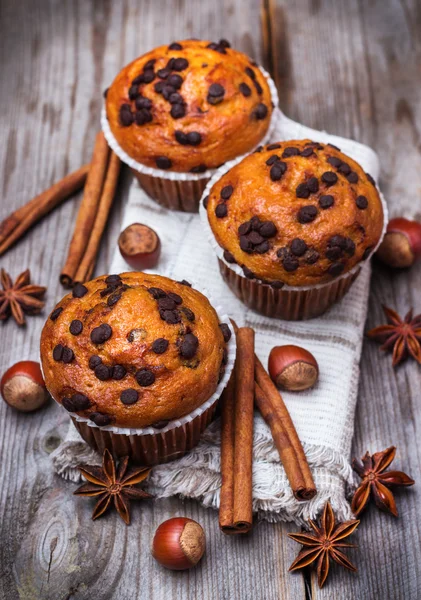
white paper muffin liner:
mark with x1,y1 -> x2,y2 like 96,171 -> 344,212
100,66 -> 280,182
198,151 -> 389,296
47,291 -> 236,438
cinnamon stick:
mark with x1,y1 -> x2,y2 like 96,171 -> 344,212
60,132 -> 110,287
255,358 -> 316,501
74,152 -> 121,283
219,327 -> 255,534
0,165 -> 89,256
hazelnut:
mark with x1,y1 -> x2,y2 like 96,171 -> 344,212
1,361 -> 50,412
118,223 -> 161,270
152,517 -> 205,570
376,217 -> 421,268
268,345 -> 319,392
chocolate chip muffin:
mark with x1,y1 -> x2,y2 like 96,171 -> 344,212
103,39 -> 276,211
202,139 -> 385,319
40,272 -> 231,429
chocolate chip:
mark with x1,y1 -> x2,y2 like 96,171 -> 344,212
356,195 -> 368,209
254,145 -> 263,153
338,162 -> 351,175
128,85 -> 139,100
144,59 -> 156,70
90,412 -> 112,426
152,338 -> 169,354
69,319 -> 83,335
143,70 -> 155,84
73,283 -> 88,298
259,221 -> 277,238
290,238 -> 308,256
329,235 -> 347,249
345,239 -> 356,256
53,344 -> 64,361
253,80 -> 263,95
157,68 -> 170,79
152,420 -> 169,429
221,185 -> 233,200
132,74 -> 145,85
136,97 -> 153,111
168,42 -> 182,50
120,389 -> 139,405
347,172 -> 359,184
321,172 -> 338,186
203,195 -> 209,209
119,105 -> 133,127
219,323 -> 232,342
62,347 -> 74,364
282,147 -> 300,158
242,265 -> 255,279
62,397 -> 75,412
254,103 -> 268,120
266,155 -> 279,166
179,280 -> 192,287
190,164 -> 207,173
298,206 -> 318,223
160,309 -> 181,324
238,221 -> 251,236
283,255 -> 299,272
187,131 -> 201,145
90,323 -> 112,344
248,231 -> 264,245
94,364 -> 111,381
362,246 -> 373,260
270,163 -> 285,181
154,81 -> 165,93
156,156 -> 172,169
255,240 -> 270,254
250,216 -> 261,230
173,57 -> 188,71
307,177 -> 319,194
245,66 -> 256,79
107,292 -> 121,307
175,130 -> 188,145
223,250 -> 236,263
296,183 -> 310,199
148,287 -> 166,299
50,307 -> 63,321
136,368 -> 155,387
181,307 -> 195,322
135,109 -> 152,126
326,246 -> 343,261
240,235 -> 253,253
171,103 -> 186,119
327,156 -> 342,168
219,38 -> 231,48
167,73 -> 183,88
319,195 -> 334,209
271,281 -> 284,289
180,333 -> 199,359
366,173 -> 376,186
215,204 -> 228,218
105,274 -> 121,285
158,297 -> 176,311
300,147 -> 314,157
306,249 -> 320,264
103,88 -> 109,98
71,393 -> 91,410
239,82 -> 252,97
112,365 -> 127,380
267,144 -> 281,151
89,355 -> 102,369
328,263 -> 345,277
169,91 -> 184,105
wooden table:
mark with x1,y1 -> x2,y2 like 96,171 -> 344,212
1,1 -> 420,598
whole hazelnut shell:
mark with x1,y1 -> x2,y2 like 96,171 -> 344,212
376,217 -> 421,268
118,223 -> 161,270
268,345 -> 319,392
152,517 -> 205,570
1,361 -> 50,412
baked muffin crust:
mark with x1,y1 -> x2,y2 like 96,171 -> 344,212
105,39 -> 273,172
40,273 -> 229,428
206,140 -> 384,287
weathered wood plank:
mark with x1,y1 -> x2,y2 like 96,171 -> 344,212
0,1 -> 304,599
264,0 -> 421,598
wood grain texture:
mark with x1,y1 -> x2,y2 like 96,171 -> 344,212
263,0 -> 421,598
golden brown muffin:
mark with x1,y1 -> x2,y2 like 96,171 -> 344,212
40,273 -> 230,428
105,39 -> 273,173
206,140 -> 384,287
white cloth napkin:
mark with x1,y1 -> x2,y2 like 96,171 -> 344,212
52,109 -> 384,524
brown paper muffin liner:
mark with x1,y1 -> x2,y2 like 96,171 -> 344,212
131,169 -> 209,212
71,398 -> 218,466
101,66 -> 279,212
218,258 -> 361,320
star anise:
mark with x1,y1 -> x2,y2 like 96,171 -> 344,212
367,305 -> 421,366
74,449 -> 153,524
351,446 -> 415,517
288,502 -> 359,589
0,268 -> 46,326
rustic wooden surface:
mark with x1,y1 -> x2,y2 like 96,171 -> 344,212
0,0 -> 420,598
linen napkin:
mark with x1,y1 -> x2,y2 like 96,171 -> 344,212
51,108 -> 386,524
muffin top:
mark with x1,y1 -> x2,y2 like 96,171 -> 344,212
206,140 -> 384,287
105,39 -> 273,173
40,272 -> 231,428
